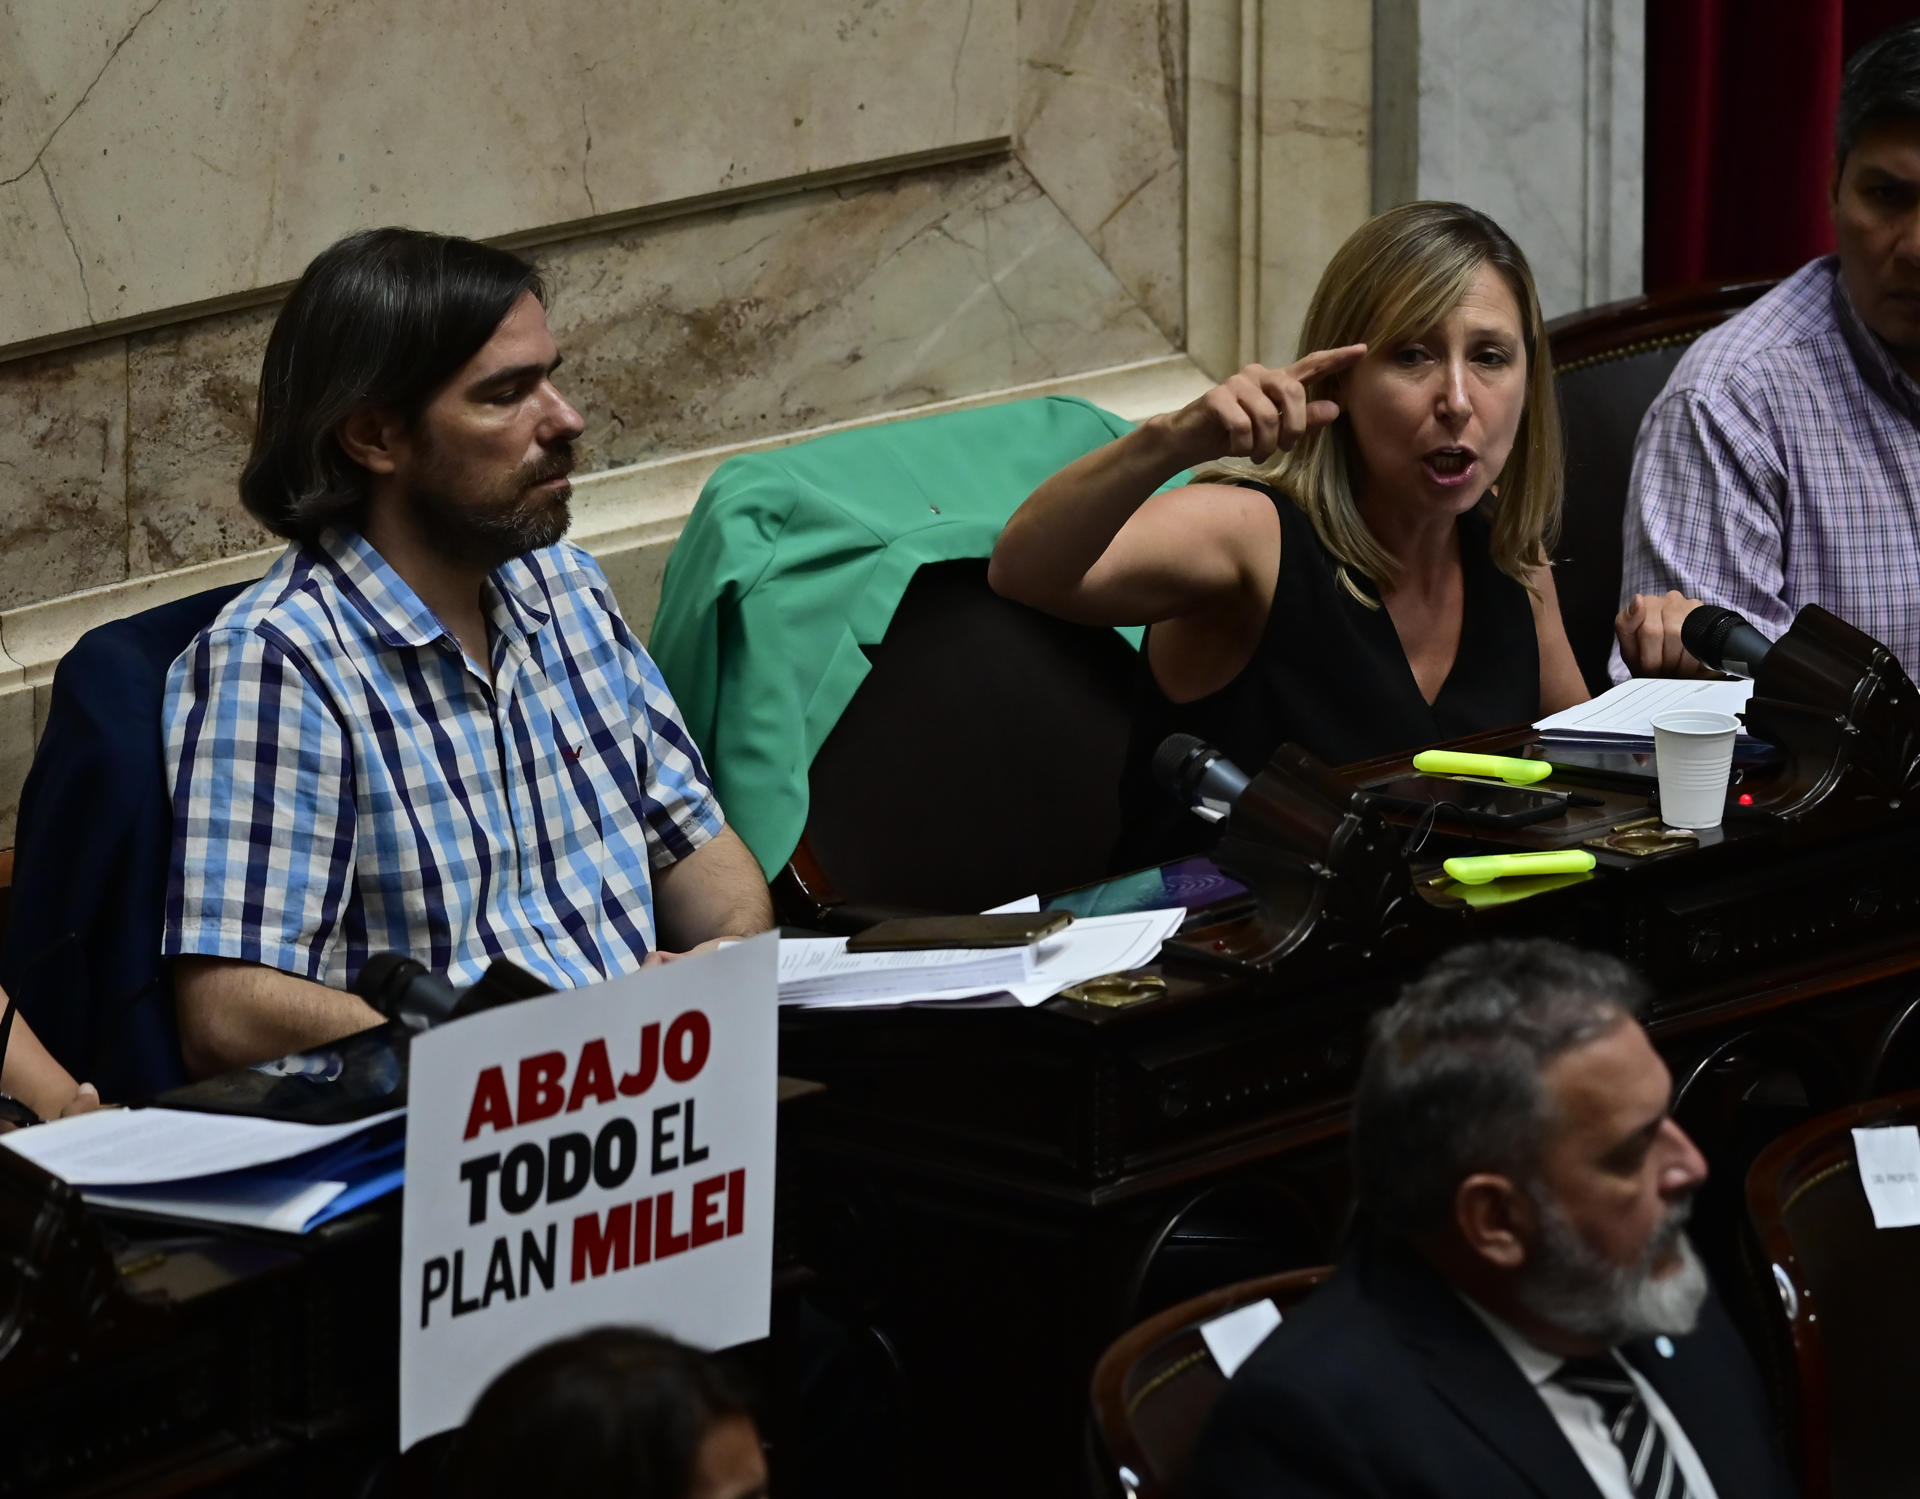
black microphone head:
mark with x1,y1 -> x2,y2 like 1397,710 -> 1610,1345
449,959 -> 558,1020
1152,733 -> 1209,795
1680,604 -> 1744,665
353,951 -> 428,1017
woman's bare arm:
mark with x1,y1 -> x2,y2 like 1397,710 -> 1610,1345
1529,566 -> 1590,714
988,349 -> 1365,628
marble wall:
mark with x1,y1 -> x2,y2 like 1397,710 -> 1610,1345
0,340 -> 129,607
65,155 -> 1170,601
0,0 -> 1189,611
0,0 -> 1015,351
1020,0 -> 1188,343
0,1 -> 1648,851
0,0 -> 1197,844
1372,0 -> 1644,318
1186,0 -> 1373,377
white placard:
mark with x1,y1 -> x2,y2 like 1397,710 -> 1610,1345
1199,1298 -> 1282,1379
1853,1126 -> 1920,1229
399,934 -> 778,1447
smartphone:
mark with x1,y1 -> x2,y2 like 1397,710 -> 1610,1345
845,911 -> 1074,951
1520,745 -> 1657,792
1044,857 -> 1253,922
1361,774 -> 1570,828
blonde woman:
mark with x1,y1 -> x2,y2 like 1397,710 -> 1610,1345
990,201 -> 1587,865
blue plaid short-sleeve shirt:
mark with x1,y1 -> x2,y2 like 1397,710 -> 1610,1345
163,527 -> 724,991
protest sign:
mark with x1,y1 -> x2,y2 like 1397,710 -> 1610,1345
399,933 -> 777,1447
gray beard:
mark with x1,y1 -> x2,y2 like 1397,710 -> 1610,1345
1514,1190 -> 1710,1344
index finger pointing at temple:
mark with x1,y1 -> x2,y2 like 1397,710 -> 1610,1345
1287,344 -> 1368,382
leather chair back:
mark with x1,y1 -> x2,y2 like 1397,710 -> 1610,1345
1865,993 -> 1920,1096
1546,280 -> 1774,694
0,584 -> 248,1096
1746,1088 -> 1920,1499
1088,1264 -> 1331,1499
782,558 -> 1139,921
1671,1020 -> 1849,1363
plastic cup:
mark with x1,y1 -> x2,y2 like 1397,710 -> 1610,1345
1650,710 -> 1740,829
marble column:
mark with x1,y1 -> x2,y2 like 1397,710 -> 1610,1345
1187,0 -> 1373,378
1372,0 -> 1644,319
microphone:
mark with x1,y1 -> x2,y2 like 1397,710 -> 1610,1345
354,953 -> 463,1031
1153,733 -> 1252,822
353,953 -> 557,1032
1680,604 -> 1775,678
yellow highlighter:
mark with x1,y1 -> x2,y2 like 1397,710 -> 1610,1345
1442,850 -> 1597,885
1412,750 -> 1553,785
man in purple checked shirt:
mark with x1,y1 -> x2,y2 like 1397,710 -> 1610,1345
1616,21 -> 1920,681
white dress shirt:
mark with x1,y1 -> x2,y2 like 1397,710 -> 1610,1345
1459,1295 -> 1720,1499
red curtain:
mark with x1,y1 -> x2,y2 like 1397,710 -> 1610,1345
1645,0 -> 1920,293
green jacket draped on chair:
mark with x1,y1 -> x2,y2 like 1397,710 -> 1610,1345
648,395 -> 1152,876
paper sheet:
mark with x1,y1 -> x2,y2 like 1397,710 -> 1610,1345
1534,677 -> 1753,738
0,1105 -> 405,1187
1200,1299 -> 1282,1378
786,907 -> 1185,1009
1853,1126 -> 1920,1228
778,935 -> 1048,1000
79,1131 -> 405,1233
86,1176 -> 350,1234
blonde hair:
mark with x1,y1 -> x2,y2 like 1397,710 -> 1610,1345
1209,201 -> 1563,606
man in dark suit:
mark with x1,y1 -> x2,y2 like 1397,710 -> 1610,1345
1188,939 -> 1798,1499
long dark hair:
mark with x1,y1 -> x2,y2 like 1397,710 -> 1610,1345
441,1326 -> 759,1497
240,227 -> 543,544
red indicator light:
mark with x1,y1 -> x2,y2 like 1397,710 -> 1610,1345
1738,793 -> 1753,806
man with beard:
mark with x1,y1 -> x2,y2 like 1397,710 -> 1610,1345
162,228 -> 772,1076
1187,939 -> 1798,1499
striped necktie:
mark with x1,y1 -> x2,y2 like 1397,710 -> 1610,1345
1554,1353 -> 1693,1499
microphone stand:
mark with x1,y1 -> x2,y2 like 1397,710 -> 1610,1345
1199,744 -> 1440,971
1739,605 -> 1920,825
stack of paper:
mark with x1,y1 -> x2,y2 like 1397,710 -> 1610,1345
779,937 -> 1049,1003
780,908 -> 1185,1010
1,1106 -> 406,1234
1534,677 -> 1754,746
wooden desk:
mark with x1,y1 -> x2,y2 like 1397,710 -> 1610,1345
778,728 -> 1920,1499
0,1185 -> 402,1498
7,722 -> 1914,1496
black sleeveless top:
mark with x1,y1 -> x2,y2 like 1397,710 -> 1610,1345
1114,482 -> 1540,869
